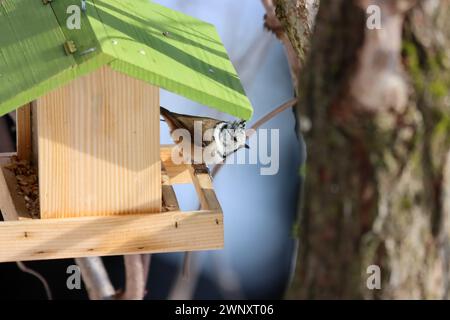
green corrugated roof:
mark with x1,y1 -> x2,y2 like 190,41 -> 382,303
0,0 -> 253,119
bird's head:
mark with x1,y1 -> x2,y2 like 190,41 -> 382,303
215,120 -> 249,158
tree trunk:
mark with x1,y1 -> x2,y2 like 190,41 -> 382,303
281,0 -> 450,299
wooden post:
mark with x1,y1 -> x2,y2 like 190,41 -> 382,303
35,66 -> 161,218
16,103 -> 32,162
161,163 -> 180,212
189,165 -> 222,211
31,101 -> 39,167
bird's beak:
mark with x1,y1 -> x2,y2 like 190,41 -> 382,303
244,144 -> 250,149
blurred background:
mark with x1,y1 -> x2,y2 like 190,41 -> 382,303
0,0 -> 301,299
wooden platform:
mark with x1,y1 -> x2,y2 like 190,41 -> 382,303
0,146 -> 223,262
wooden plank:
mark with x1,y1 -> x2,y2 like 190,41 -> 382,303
36,66 -> 161,218
16,103 -> 32,162
189,165 -> 222,211
0,166 -> 19,221
0,211 -> 223,263
161,163 -> 180,212
0,165 -> 32,221
30,101 -> 39,167
161,145 -> 192,185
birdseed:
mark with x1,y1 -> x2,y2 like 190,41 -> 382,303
4,156 -> 40,218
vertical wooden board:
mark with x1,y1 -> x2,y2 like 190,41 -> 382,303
31,101 -> 39,167
189,167 -> 222,211
36,66 -> 161,218
16,104 -> 32,161
161,163 -> 180,212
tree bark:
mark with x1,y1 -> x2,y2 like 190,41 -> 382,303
280,0 -> 450,299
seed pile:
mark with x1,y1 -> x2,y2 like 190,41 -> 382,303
4,156 -> 40,218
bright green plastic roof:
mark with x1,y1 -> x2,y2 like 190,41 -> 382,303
0,0 -> 253,119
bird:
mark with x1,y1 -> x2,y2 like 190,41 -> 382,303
160,106 -> 250,279
160,106 -> 249,165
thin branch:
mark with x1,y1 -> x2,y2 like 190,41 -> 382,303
76,257 -> 115,300
120,255 -> 146,300
16,261 -> 52,300
211,98 -> 298,178
142,254 -> 152,287
182,251 -> 191,279
248,98 -> 298,134
168,253 -> 202,300
211,254 -> 245,299
142,254 -> 152,298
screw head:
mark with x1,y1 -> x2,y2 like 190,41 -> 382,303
111,40 -> 118,45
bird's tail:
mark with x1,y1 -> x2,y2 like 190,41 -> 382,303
160,106 -> 176,123
160,106 -> 171,119
160,106 -> 183,133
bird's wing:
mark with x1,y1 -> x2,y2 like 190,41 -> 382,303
160,106 -> 187,134
160,107 -> 222,146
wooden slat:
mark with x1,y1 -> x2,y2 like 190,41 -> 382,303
0,211 -> 223,263
36,66 -> 161,218
31,101 -> 38,167
161,163 -> 180,212
0,166 -> 20,221
16,103 -> 32,161
189,165 -> 222,211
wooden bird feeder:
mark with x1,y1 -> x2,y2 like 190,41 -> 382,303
0,0 -> 252,262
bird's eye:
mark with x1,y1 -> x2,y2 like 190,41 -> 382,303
233,137 -> 238,142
